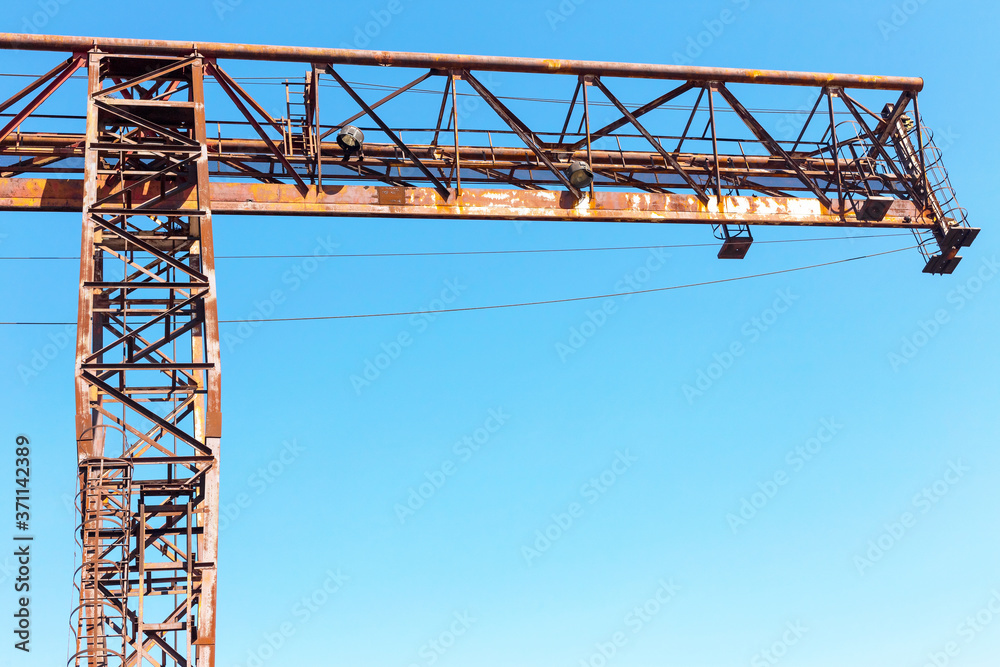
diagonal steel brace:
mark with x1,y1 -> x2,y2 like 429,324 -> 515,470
591,76 -> 710,205
715,83 -> 832,208
463,70 -> 581,198
327,65 -> 451,201
208,61 -> 309,194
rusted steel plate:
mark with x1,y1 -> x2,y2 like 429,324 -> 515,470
215,183 -> 930,227
0,178 -> 931,228
0,33 -> 922,91
0,176 -> 84,211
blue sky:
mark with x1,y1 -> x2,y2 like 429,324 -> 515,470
1,1 -> 999,666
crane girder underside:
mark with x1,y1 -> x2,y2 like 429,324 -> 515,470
0,178 -> 927,226
0,33 -> 980,667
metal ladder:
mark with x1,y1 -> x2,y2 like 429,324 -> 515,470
70,458 -> 133,667
907,123 -> 970,263
283,73 -> 317,178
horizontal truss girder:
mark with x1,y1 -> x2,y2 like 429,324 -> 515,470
0,178 -> 929,227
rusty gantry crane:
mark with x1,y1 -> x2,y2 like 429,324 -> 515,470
0,33 -> 977,667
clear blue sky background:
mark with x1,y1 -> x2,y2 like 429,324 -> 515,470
1,2 -> 999,666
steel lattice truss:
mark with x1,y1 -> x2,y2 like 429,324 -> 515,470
0,33 -> 980,271
66,52 -> 221,667
0,33 -> 980,667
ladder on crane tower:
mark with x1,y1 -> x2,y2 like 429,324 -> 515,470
283,73 -> 317,179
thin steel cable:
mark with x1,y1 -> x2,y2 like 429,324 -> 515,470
0,245 -> 916,326
0,233 -> 912,261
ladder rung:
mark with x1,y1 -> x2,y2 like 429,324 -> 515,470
141,622 -> 186,631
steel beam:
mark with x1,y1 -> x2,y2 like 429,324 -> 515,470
0,134 -> 877,174
0,32 -> 923,90
0,177 -> 931,227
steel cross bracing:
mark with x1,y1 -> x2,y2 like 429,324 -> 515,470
65,52 -> 221,667
0,34 -> 981,667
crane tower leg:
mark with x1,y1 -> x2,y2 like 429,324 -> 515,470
71,50 -> 221,667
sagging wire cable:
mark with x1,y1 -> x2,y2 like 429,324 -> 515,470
0,245 -> 917,326
0,233 -> 913,261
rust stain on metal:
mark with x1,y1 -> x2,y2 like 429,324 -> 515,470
378,185 -> 405,206
0,178 -> 934,228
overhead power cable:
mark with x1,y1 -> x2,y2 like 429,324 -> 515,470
0,245 -> 915,327
0,233 -> 912,261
